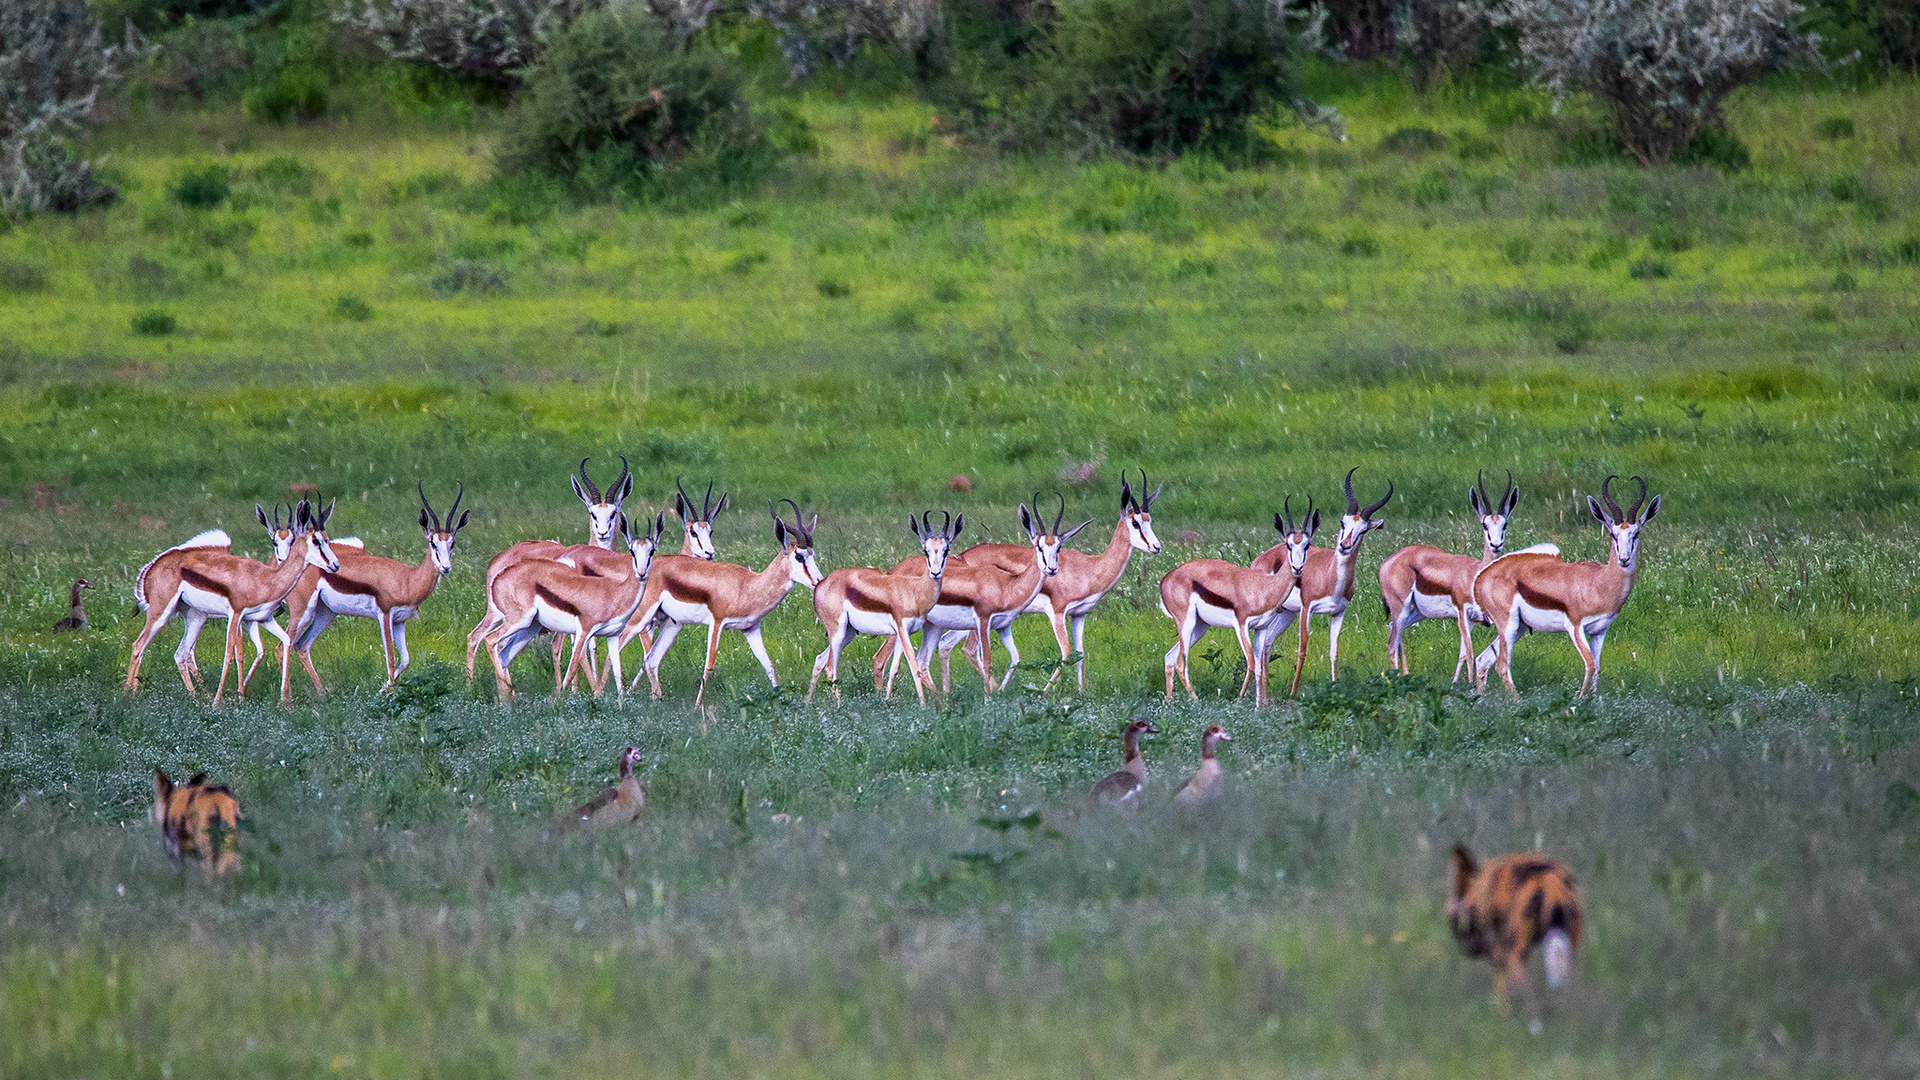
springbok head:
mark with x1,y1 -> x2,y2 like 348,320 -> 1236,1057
571,457 -> 633,549
909,509 -> 962,580
292,495 -> 342,574
1466,470 -> 1519,556
418,482 -> 472,575
1119,468 -> 1164,554
1273,496 -> 1321,581
623,510 -> 666,583
675,477 -> 729,560
1588,475 -> 1661,572
1020,492 -> 1092,578
770,499 -> 825,589
1334,467 -> 1392,556
255,502 -> 298,563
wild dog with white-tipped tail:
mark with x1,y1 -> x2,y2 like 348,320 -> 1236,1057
1448,845 -> 1583,1000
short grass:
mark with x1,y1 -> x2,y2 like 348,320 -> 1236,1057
1,67 -> 1918,1077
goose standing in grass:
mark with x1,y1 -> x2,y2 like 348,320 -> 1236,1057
571,746 -> 646,826
1090,719 -> 1158,808
52,579 -> 90,631
1173,726 -> 1231,805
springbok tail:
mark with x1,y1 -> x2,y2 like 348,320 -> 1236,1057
1543,928 -> 1574,988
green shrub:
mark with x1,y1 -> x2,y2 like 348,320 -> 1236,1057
1482,287 -> 1596,354
1381,127 -> 1445,154
130,310 -> 176,335
1648,223 -> 1694,254
1831,271 -> 1857,292
431,259 -> 508,296
1628,256 -> 1672,280
1828,174 -> 1861,201
1339,231 -> 1380,257
242,69 -> 328,124
818,278 -> 851,298
0,261 -> 48,293
252,157 -> 315,193
170,166 -> 231,208
496,7 -> 775,200
333,294 -> 374,321
1816,113 -> 1856,139
1674,125 -> 1751,171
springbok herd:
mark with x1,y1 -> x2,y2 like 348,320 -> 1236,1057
122,460 -> 1661,709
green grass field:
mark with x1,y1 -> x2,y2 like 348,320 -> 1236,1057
2,66 -> 1918,1076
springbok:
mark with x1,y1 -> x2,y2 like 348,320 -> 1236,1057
1378,471 -> 1559,682
807,510 -> 959,704
1160,498 -> 1317,705
1472,475 -> 1660,698
280,483 -> 470,700
465,457 -> 633,681
636,500 -> 825,705
1249,468 -> 1392,698
880,472 -> 1163,693
597,477 -> 730,682
900,497 -> 1077,696
487,511 -> 664,700
127,498 -> 341,704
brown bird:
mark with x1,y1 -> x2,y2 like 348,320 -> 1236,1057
1089,719 -> 1158,808
51,578 -> 90,632
1173,725 -> 1231,805
571,746 -> 646,826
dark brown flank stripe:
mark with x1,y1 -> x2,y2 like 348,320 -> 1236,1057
1516,580 -> 1570,613
178,568 -> 231,598
1413,568 -> 1451,596
1191,581 -> 1235,611
668,580 -> 715,608
323,575 -> 379,596
534,585 -> 582,617
845,583 -> 895,614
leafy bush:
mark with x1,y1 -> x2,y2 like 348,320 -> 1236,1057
496,5 -> 774,199
1491,0 -> 1820,165
1381,126 -> 1444,153
817,278 -> 851,297
1482,286 -> 1595,353
1628,255 -> 1671,279
242,68 -> 328,123
1673,124 -> 1750,171
431,257 -> 508,295
130,309 -> 177,335
0,0 -> 135,221
338,0 -> 601,87
171,165 -> 232,208
334,294 -> 375,320
0,260 -> 46,292
1392,0 -> 1492,89
1816,112 -> 1855,139
1339,230 -> 1380,256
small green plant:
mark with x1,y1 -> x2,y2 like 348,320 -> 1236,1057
334,294 -> 374,322
431,259 -> 508,297
171,166 -> 232,209
1629,256 -> 1672,280
930,279 -> 963,302
1805,301 -> 1838,324
1894,236 -> 1920,266
817,278 -> 851,298
576,317 -> 629,336
1453,132 -> 1502,161
252,157 -> 315,193
727,251 -> 769,275
1816,114 -> 1855,140
1340,232 -> 1381,257
1406,171 -> 1450,206
1381,127 -> 1445,154
131,310 -> 176,335
1828,174 -> 1861,202
1832,271 -> 1857,292
1648,223 -> 1694,253
242,69 -> 328,124
343,231 -> 374,248
1502,236 -> 1533,266
0,262 -> 47,293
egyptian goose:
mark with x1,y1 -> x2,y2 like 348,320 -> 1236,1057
51,578 -> 90,632
1089,719 -> 1158,808
571,746 -> 646,826
1173,725 -> 1231,805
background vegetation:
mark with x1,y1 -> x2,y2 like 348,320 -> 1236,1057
0,0 -> 1916,1074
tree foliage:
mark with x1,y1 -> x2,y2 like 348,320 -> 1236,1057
0,0 -> 135,220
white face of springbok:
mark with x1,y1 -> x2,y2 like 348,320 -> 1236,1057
910,510 -> 961,579
572,458 -> 633,550
256,502 -> 297,563
1588,475 -> 1662,573
418,482 -> 471,575
1334,467 -> 1392,557
1119,469 -> 1164,554
772,501 -> 827,590
1274,497 -> 1321,580
675,478 -> 728,561
625,512 -> 665,583
1467,470 -> 1519,556
1021,493 -> 1091,578
296,497 -> 343,573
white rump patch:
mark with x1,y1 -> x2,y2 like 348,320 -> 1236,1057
170,529 -> 232,553
1543,928 -> 1574,988
1512,542 -> 1561,557
333,537 -> 367,549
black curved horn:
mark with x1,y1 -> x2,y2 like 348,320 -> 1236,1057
1475,469 -> 1489,513
1363,478 -> 1393,520
1145,473 -> 1162,510
1503,469 -> 1516,508
1627,475 -> 1648,521
1053,492 -> 1067,535
1601,475 -> 1624,521
1282,495 -> 1296,533
578,459 -> 601,503
612,456 -> 631,503
1345,467 -> 1360,514
447,480 -> 464,523
675,476 -> 693,520
778,497 -> 809,542
418,481 -> 440,530
1120,469 -> 1135,511
703,480 -> 717,522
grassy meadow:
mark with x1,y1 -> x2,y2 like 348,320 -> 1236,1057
1,63 -> 1919,1076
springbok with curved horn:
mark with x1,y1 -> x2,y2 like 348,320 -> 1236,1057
1160,498 -> 1317,704
1250,468 -> 1392,698
465,457 -> 632,680
487,511 -> 664,700
636,500 -> 825,705
596,477 -> 730,680
883,471 -> 1162,693
1378,471 -> 1559,682
280,483 -> 471,700
127,498 -> 341,704
902,496 -> 1073,696
808,510 -> 960,704
1472,475 -> 1660,698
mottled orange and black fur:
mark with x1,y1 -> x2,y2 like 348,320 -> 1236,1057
1448,845 -> 1583,997
152,768 -> 242,876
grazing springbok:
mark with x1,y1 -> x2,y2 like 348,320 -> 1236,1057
487,511 -> 664,700
1160,498 -> 1317,704
808,510 -> 960,704
127,498 -> 341,704
636,501 -> 825,705
1378,471 -> 1559,682
280,483 -> 470,700
1250,468 -> 1392,698
880,471 -> 1163,693
598,477 -> 730,682
903,496 -> 1074,696
1472,475 -> 1660,698
465,457 -> 633,681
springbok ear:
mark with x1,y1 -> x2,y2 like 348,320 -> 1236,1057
1019,502 -> 1036,536
1587,496 -> 1610,524
455,509 -> 471,532
615,471 -> 634,503
256,504 -> 270,529
807,513 -> 819,535
1467,485 -> 1484,516
571,474 -> 592,506
1450,845 -> 1477,899
773,518 -> 790,547
908,514 -> 923,540
714,494 -> 731,517
1273,513 -> 1286,534
652,512 -> 665,539
951,513 -> 964,539
1642,493 -> 1662,522
1307,509 -> 1321,534
187,772 -> 208,787
419,507 -> 432,531
1502,486 -> 1519,516
1061,518 -> 1094,543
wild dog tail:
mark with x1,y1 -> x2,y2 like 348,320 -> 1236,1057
1542,927 -> 1574,988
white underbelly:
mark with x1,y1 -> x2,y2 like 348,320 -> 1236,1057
1515,600 -> 1575,634
923,602 -> 980,631
1411,591 -> 1460,620
319,588 -> 383,619
1061,591 -> 1106,619
659,595 -> 715,627
1193,597 -> 1283,631
177,585 -> 234,619
847,608 -> 910,636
